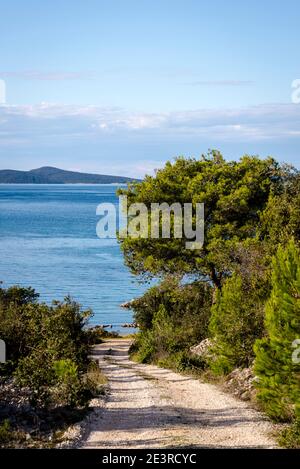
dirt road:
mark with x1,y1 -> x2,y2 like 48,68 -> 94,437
80,339 -> 277,449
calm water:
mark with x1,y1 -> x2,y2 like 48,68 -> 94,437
0,184 -> 147,333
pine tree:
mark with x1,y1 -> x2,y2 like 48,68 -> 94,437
254,240 -> 300,422
209,273 -> 264,374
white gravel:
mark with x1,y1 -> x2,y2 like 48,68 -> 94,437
78,339 -> 278,449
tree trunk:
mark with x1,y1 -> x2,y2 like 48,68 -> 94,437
210,267 -> 222,304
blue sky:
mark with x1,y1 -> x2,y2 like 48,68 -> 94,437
0,0 -> 299,177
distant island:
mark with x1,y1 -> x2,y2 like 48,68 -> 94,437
0,166 -> 140,184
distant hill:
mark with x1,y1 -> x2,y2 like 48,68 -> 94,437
0,166 -> 140,184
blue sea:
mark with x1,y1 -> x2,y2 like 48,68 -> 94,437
0,184 -> 147,333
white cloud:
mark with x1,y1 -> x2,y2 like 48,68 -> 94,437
186,80 -> 255,86
0,102 -> 299,145
0,71 -> 95,81
87,161 -> 165,178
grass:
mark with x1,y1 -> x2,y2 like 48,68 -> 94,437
278,421 -> 300,448
84,361 -> 108,396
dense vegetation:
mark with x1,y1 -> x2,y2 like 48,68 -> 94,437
119,152 -> 300,447
0,287 -> 105,447
254,242 -> 300,423
130,277 -> 212,369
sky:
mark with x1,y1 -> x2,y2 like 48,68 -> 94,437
0,0 -> 299,177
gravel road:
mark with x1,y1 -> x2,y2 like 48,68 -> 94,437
80,339 -> 278,449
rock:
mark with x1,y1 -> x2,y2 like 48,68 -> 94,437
190,339 -> 215,360
225,366 -> 257,401
120,299 -> 135,309
121,322 -> 138,328
0,377 -> 32,411
241,391 -> 251,400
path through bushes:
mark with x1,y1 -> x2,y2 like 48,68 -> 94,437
80,339 -> 278,449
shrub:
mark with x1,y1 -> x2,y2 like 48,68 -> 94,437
14,350 -> 55,406
254,240 -> 300,422
208,273 -> 265,374
131,304 -> 183,364
0,285 -> 96,409
0,292 -> 43,368
83,361 -> 107,396
130,330 -> 156,363
259,171 -> 300,247
53,358 -> 78,381
51,359 -> 84,407
129,277 -> 180,330
129,279 -> 212,368
157,350 -> 207,372
279,420 -> 300,448
0,420 -> 12,445
87,326 -> 119,343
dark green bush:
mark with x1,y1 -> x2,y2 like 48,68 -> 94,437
208,273 -> 266,374
129,277 -> 212,367
87,326 -> 119,343
0,420 -> 12,445
254,241 -> 300,422
0,285 -> 95,408
14,349 -> 55,406
278,420 -> 300,448
51,359 -> 84,407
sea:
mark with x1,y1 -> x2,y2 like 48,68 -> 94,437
0,184 -> 148,334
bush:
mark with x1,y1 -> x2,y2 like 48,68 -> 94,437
129,278 -> 212,368
279,420 -> 300,448
87,326 -> 119,343
51,359 -> 84,407
208,274 -> 265,374
83,361 -> 107,396
130,277 -> 180,330
14,350 -> 55,406
157,350 -> 207,372
0,292 -> 43,369
0,285 -> 96,409
254,241 -> 300,422
0,420 -> 12,445
130,330 -> 156,363
259,171 -> 300,247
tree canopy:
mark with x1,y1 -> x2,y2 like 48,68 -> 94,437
118,151 -> 286,288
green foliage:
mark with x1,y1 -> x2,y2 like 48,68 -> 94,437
0,287 -> 42,369
53,359 -> 78,381
0,289 -> 92,371
130,305 -> 178,363
120,153 -> 299,447
278,420 -> 300,448
156,350 -> 207,372
129,278 -> 212,367
254,241 -> 300,422
209,274 -> 266,374
0,420 -> 11,444
0,284 -> 39,305
83,361 -> 107,397
51,359 -> 84,407
87,326 -> 119,343
259,170 -> 300,247
130,330 -> 156,364
118,152 -> 284,287
0,285 -> 96,408
131,276 -> 212,334
14,350 -> 55,405
130,278 -> 179,330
